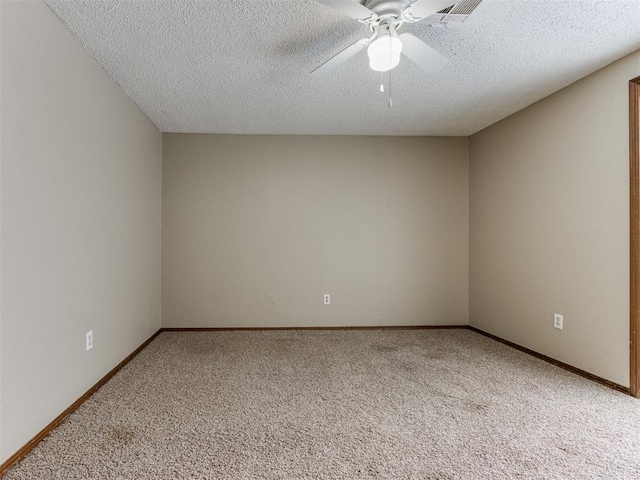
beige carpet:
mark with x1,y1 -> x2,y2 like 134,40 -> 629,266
4,329 -> 640,479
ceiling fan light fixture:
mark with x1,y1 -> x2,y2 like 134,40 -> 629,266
367,31 -> 403,72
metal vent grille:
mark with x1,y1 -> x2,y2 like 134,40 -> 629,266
449,0 -> 483,15
429,0 -> 483,25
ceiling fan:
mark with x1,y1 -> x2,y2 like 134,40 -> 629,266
312,0 -> 472,75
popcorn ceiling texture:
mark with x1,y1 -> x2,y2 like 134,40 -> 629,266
3,329 -> 640,479
43,0 -> 640,136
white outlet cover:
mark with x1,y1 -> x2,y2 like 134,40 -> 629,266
554,314 -> 563,330
323,294 -> 330,305
86,330 -> 93,351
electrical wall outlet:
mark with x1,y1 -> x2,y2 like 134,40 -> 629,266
86,330 -> 93,351
553,314 -> 563,330
323,294 -> 331,305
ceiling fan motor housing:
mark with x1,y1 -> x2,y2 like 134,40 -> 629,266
364,0 -> 411,19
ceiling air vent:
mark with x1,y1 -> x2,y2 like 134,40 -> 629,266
426,0 -> 483,26
449,0 -> 483,15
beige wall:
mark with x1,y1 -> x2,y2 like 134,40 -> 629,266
3,0 -> 634,465
469,49 -> 640,387
1,0 -> 162,462
163,134 -> 469,328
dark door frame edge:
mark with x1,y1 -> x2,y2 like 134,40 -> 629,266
630,76 -> 640,398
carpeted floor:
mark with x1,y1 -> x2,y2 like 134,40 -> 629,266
4,329 -> 640,479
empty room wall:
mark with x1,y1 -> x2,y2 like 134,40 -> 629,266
163,134 -> 469,328
469,49 -> 640,387
1,0 -> 161,462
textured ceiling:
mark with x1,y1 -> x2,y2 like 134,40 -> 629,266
44,0 -> 640,136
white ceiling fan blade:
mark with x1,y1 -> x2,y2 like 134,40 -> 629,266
312,39 -> 369,76
314,0 -> 377,22
399,33 -> 449,73
402,0 -> 456,22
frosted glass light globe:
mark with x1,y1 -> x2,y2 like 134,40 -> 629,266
367,34 -> 403,72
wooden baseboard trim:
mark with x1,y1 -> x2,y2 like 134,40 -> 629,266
5,324 -> 628,474
0,328 -> 163,476
161,325 -> 468,332
467,326 -> 630,395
